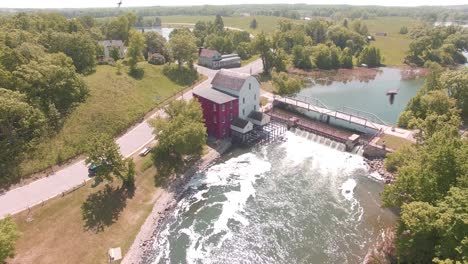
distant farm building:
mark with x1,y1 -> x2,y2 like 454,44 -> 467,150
198,48 -> 241,69
98,40 -> 126,61
193,70 -> 261,139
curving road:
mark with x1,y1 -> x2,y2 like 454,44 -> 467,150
0,60 -> 263,218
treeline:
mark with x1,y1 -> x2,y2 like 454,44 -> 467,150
0,12 -> 158,183
405,25 -> 468,67
252,18 -> 381,75
379,66 -> 468,263
193,15 -> 253,59
8,4 -> 467,23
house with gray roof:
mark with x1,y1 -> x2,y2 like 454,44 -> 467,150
198,48 -> 241,69
98,40 -> 126,61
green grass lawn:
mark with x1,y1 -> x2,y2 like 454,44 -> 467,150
365,17 -> 423,66
376,133 -> 414,151
20,63 -> 186,177
12,154 -> 160,264
241,55 -> 260,66
160,15 -> 286,34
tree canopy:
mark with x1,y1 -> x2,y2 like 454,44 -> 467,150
0,217 -> 20,262
150,100 -> 206,176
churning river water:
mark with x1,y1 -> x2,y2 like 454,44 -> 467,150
143,130 -> 398,264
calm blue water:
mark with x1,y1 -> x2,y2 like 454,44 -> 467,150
296,68 -> 424,125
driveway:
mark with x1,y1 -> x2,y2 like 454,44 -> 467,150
0,59 -> 263,218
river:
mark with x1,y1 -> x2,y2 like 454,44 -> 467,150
296,67 -> 424,125
143,130 -> 398,264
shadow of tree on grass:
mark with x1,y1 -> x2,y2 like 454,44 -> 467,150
81,185 -> 128,233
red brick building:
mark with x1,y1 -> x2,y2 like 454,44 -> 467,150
193,85 -> 239,139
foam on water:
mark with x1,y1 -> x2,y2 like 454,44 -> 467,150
148,130 -> 394,264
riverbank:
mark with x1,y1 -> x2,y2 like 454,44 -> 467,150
366,158 -> 395,184
122,140 -> 232,264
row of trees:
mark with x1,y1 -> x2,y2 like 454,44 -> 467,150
380,66 -> 468,263
0,13 -> 94,183
405,25 -> 468,67
253,18 -> 381,75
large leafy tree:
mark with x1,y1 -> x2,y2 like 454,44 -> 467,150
0,88 -> 45,182
150,100 -> 206,176
272,71 -> 304,95
0,217 -> 20,262
168,31 -> 197,67
85,133 -> 135,188
126,30 -> 146,73
41,32 -> 97,74
358,46 -> 382,67
143,31 -> 170,61
14,53 -> 88,126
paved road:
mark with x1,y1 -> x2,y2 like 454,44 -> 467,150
0,60 -> 263,218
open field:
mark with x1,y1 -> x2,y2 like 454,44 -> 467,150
365,17 -> 423,66
376,133 -> 414,151
11,154 -> 159,264
160,15 -> 285,33
20,63 -> 186,178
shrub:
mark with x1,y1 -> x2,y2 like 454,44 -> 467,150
148,53 -> 166,65
162,64 -> 198,86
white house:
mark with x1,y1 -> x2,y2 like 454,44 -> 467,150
98,40 -> 126,60
211,69 -> 260,119
198,48 -> 241,69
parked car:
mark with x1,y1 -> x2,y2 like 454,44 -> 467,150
88,164 -> 100,176
139,147 -> 152,157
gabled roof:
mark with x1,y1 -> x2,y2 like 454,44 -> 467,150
199,48 -> 219,58
211,70 -> 250,92
231,117 -> 250,129
98,40 -> 125,47
248,111 -> 264,121
193,84 -> 237,104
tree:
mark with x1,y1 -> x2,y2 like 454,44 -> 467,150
399,26 -> 409,34
150,100 -> 206,176
213,14 -> 224,34
41,32 -> 101,73
109,46 -> 121,62
144,31 -> 169,61
169,32 -> 197,67
250,18 -> 257,29
0,88 -> 45,182
252,32 -> 274,74
396,187 -> 468,263
0,217 -> 20,262
154,17 -> 162,27
440,69 -> 468,120
85,133 -> 135,187
340,47 -> 354,68
14,53 -> 88,126
358,46 -> 381,67
305,19 -> 329,44
105,14 -> 131,41
292,45 -> 312,70
126,31 -> 146,73
236,42 -> 252,60
272,71 -> 304,95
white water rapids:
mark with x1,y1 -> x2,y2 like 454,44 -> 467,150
143,130 -> 397,264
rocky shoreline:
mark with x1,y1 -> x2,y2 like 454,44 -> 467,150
122,141 -> 232,264
365,158 -> 395,184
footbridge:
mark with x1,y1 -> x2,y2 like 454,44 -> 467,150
273,95 -> 392,131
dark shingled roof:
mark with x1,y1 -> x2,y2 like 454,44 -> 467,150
211,70 -> 250,92
199,48 -> 219,58
231,117 -> 249,129
248,111 -> 264,121
193,84 -> 237,104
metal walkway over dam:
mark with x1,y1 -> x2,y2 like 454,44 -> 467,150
273,95 -> 391,131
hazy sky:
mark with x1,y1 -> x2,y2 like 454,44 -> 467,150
0,0 -> 467,9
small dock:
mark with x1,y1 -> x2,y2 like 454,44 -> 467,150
232,121 -> 287,146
